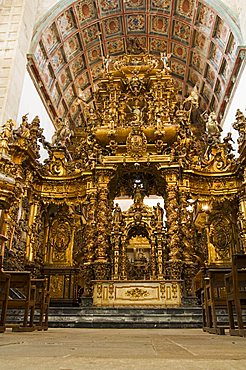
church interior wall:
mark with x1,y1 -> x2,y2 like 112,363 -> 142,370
0,0 -> 38,124
0,15 -> 246,307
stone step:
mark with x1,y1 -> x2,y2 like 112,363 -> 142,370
6,306 -> 203,328
7,307 -> 245,329
47,306 -> 203,328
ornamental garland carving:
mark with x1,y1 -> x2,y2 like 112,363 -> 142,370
125,288 -> 150,299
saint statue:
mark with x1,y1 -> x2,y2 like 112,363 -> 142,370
113,203 -> 122,223
134,187 -> 144,204
154,202 -> 164,223
0,119 -> 14,156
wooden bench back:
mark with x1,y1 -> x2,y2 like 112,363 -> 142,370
225,254 -> 246,301
31,279 -> 48,305
4,271 -> 34,303
205,268 -> 230,304
0,271 -> 10,303
232,254 -> 246,271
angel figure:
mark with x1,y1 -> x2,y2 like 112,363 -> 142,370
103,54 -> 111,73
51,118 -> 73,146
160,52 -> 171,70
184,86 -> 199,109
206,112 -> 222,143
223,132 -> 235,155
14,114 -> 30,139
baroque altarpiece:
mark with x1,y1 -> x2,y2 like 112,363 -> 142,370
0,54 -> 246,307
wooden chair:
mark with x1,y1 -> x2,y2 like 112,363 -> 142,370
225,254 -> 246,337
202,268 -> 230,335
0,271 -> 10,332
31,278 -> 50,330
4,271 -> 36,332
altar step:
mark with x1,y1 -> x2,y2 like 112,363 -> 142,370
7,307 -> 245,329
47,306 -> 204,328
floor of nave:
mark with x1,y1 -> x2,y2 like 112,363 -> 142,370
0,328 -> 246,370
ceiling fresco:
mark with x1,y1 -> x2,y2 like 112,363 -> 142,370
28,0 -> 245,129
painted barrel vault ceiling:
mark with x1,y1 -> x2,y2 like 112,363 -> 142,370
28,0 -> 245,130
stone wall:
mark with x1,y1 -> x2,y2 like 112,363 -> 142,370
0,0 -> 38,124
220,0 -> 246,43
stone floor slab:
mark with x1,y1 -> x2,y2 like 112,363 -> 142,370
0,328 -> 246,369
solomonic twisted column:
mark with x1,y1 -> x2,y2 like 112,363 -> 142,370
94,182 -> 111,280
95,188 -> 109,262
84,191 -> 97,264
164,174 -> 182,279
83,189 -> 97,296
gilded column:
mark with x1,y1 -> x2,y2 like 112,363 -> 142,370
4,199 -> 20,252
95,188 -> 109,264
0,211 -> 8,270
84,189 -> 97,264
238,190 -> 246,253
111,231 -> 121,280
156,232 -> 164,279
120,234 -> 127,280
153,204 -> 165,280
150,234 -> 156,279
179,190 -> 197,296
26,197 -> 39,261
83,186 -> 97,296
94,170 -> 112,280
164,172 -> 182,279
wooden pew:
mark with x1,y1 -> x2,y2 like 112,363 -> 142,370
225,254 -> 246,337
202,268 -> 230,335
0,271 -> 10,332
4,271 -> 36,331
31,279 -> 50,331
193,268 -> 206,328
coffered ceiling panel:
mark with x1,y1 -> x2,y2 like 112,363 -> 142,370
28,0 -> 245,129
